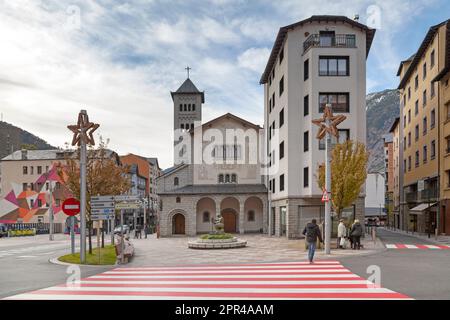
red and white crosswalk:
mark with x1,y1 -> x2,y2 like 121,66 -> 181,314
386,244 -> 450,250
4,261 -> 410,300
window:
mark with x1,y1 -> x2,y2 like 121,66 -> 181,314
423,117 -> 427,135
184,104 -> 187,111
415,100 -> 418,115
55,182 -> 61,190
423,63 -> 427,79
191,123 -> 194,131
431,82 -> 435,98
304,131 -> 309,152
408,87 -> 411,100
180,124 -> 184,130
430,109 -> 436,129
192,104 -> 196,111
30,166 -> 34,175
415,75 -> 419,90
279,48 -> 284,64
408,156 -> 411,171
280,174 -> 285,191
203,211 -> 210,223
319,56 -> 349,76
279,141 -> 284,159
188,104 -> 191,111
415,151 -> 419,167
447,170 -> 450,187
37,166 -> 42,174
38,199 -> 42,207
247,210 -> 255,222
174,177 -> 179,186
176,197 -> 181,203
231,174 -> 237,183
269,179 -> 272,191
319,138 -> 325,150
303,167 -> 309,188
447,103 -> 450,120
22,183 -> 27,191
279,108 -> 284,127
423,90 -> 427,107
304,95 -> 309,116
403,116 -> 406,128
319,93 -> 349,113
272,178 -> 275,194
408,110 -> 411,123
304,59 -> 309,80
218,174 -> 224,183
332,129 -> 350,145
46,166 -> 49,173
431,50 -> 435,68
423,145 -> 428,163
272,93 -> 275,109
404,159 -> 407,173
213,144 -> 242,160
30,199 -> 34,207
46,182 -> 49,190
269,97 -> 272,113
279,76 -> 284,96
431,140 -> 436,159
408,132 -> 411,147
447,137 -> 450,154
415,125 -> 419,141
23,166 -> 27,175
225,174 -> 230,183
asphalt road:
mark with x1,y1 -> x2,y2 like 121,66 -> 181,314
0,236 -> 113,299
339,228 -> 450,300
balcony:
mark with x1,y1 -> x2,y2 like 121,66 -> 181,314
303,34 -> 356,54
406,192 -> 417,203
419,189 -> 438,201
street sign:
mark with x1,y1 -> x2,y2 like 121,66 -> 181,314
91,195 -> 114,202
115,202 -> 140,210
321,189 -> 330,202
91,214 -> 114,221
62,198 -> 81,216
91,202 -> 115,208
92,208 -> 115,214
114,195 -> 140,202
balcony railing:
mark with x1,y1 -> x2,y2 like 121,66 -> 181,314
419,189 -> 438,201
303,34 -> 356,54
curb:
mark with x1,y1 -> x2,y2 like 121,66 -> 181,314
49,257 -> 118,268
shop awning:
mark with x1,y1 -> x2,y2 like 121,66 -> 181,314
410,202 -> 437,213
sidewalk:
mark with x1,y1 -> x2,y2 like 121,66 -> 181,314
383,227 -> 450,245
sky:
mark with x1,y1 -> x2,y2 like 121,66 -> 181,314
0,0 -> 449,169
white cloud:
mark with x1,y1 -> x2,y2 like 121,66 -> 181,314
238,47 -> 271,73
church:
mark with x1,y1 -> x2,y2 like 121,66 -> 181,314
156,76 -> 268,236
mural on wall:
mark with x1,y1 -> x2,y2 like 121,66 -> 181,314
0,163 -> 72,223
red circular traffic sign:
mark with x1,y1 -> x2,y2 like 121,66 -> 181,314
62,198 -> 81,216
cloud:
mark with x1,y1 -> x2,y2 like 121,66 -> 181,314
238,48 -> 271,73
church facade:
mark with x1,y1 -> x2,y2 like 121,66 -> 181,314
157,78 -> 268,236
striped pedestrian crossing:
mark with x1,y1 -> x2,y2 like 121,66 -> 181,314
386,244 -> 450,250
4,261 -> 410,300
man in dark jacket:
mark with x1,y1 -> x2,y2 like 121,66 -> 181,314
350,219 -> 363,250
302,219 -> 323,263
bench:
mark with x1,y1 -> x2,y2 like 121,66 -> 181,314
114,240 -> 135,264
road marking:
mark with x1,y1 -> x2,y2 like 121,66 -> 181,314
386,244 -> 450,250
4,261 -> 411,300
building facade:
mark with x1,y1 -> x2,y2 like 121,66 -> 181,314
397,19 -> 449,234
260,16 -> 375,238
157,78 -> 268,236
389,118 -> 401,228
383,133 -> 395,225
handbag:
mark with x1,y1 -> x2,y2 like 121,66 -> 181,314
340,237 -> 346,247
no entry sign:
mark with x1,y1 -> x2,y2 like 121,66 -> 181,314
62,198 -> 81,216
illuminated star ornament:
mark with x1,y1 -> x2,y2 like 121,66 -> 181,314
67,110 -> 100,146
312,104 -> 347,140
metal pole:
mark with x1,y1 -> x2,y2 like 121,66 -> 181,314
49,179 -> 54,241
111,213 -> 115,246
80,122 -> 87,264
70,216 -> 75,254
120,209 -> 124,264
324,108 -> 332,255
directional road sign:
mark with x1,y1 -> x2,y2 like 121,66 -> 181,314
92,208 -> 115,215
91,214 -> 114,221
114,195 -> 140,202
115,202 -> 140,210
91,195 -> 114,202
91,202 -> 115,208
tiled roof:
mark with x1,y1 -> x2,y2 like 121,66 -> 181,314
158,184 -> 268,195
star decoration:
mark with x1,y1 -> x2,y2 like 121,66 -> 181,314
312,104 -> 347,140
68,111 -> 100,146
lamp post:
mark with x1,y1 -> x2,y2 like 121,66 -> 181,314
312,104 -> 346,255
68,110 -> 99,264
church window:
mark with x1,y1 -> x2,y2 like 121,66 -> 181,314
225,174 -> 231,183
248,210 -> 255,222
174,177 -> 179,186
190,123 -> 194,130
176,197 -> 181,203
193,104 -> 196,111
188,104 -> 191,111
179,104 -> 182,112
218,174 -> 224,183
184,104 -> 187,111
203,211 -> 210,223
231,174 -> 237,183
180,124 -> 184,130
185,124 -> 189,130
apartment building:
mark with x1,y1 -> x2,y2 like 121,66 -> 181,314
434,21 -> 450,234
383,133 -> 395,225
261,15 -> 375,238
389,118 -> 401,228
397,19 -> 449,234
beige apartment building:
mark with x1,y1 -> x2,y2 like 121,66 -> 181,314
389,118 -> 401,228
397,19 -> 449,234
261,16 -> 375,238
383,133 -> 395,225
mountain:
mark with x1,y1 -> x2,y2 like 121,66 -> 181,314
366,89 -> 400,172
0,121 -> 56,159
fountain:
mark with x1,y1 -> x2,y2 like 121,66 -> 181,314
188,214 -> 247,249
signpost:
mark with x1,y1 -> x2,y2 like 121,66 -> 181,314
62,198 -> 81,254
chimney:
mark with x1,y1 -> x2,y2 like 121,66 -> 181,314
353,14 -> 360,21
21,149 -> 28,160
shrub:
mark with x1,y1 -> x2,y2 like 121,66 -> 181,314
200,233 -> 233,240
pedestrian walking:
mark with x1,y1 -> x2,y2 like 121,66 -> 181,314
144,224 -> 149,239
337,219 -> 347,249
302,219 -> 323,264
350,219 -> 363,250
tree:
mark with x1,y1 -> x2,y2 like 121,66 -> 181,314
316,140 -> 369,219
58,137 -> 131,254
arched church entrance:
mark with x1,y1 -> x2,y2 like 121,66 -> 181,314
172,213 -> 185,235
222,209 -> 237,233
